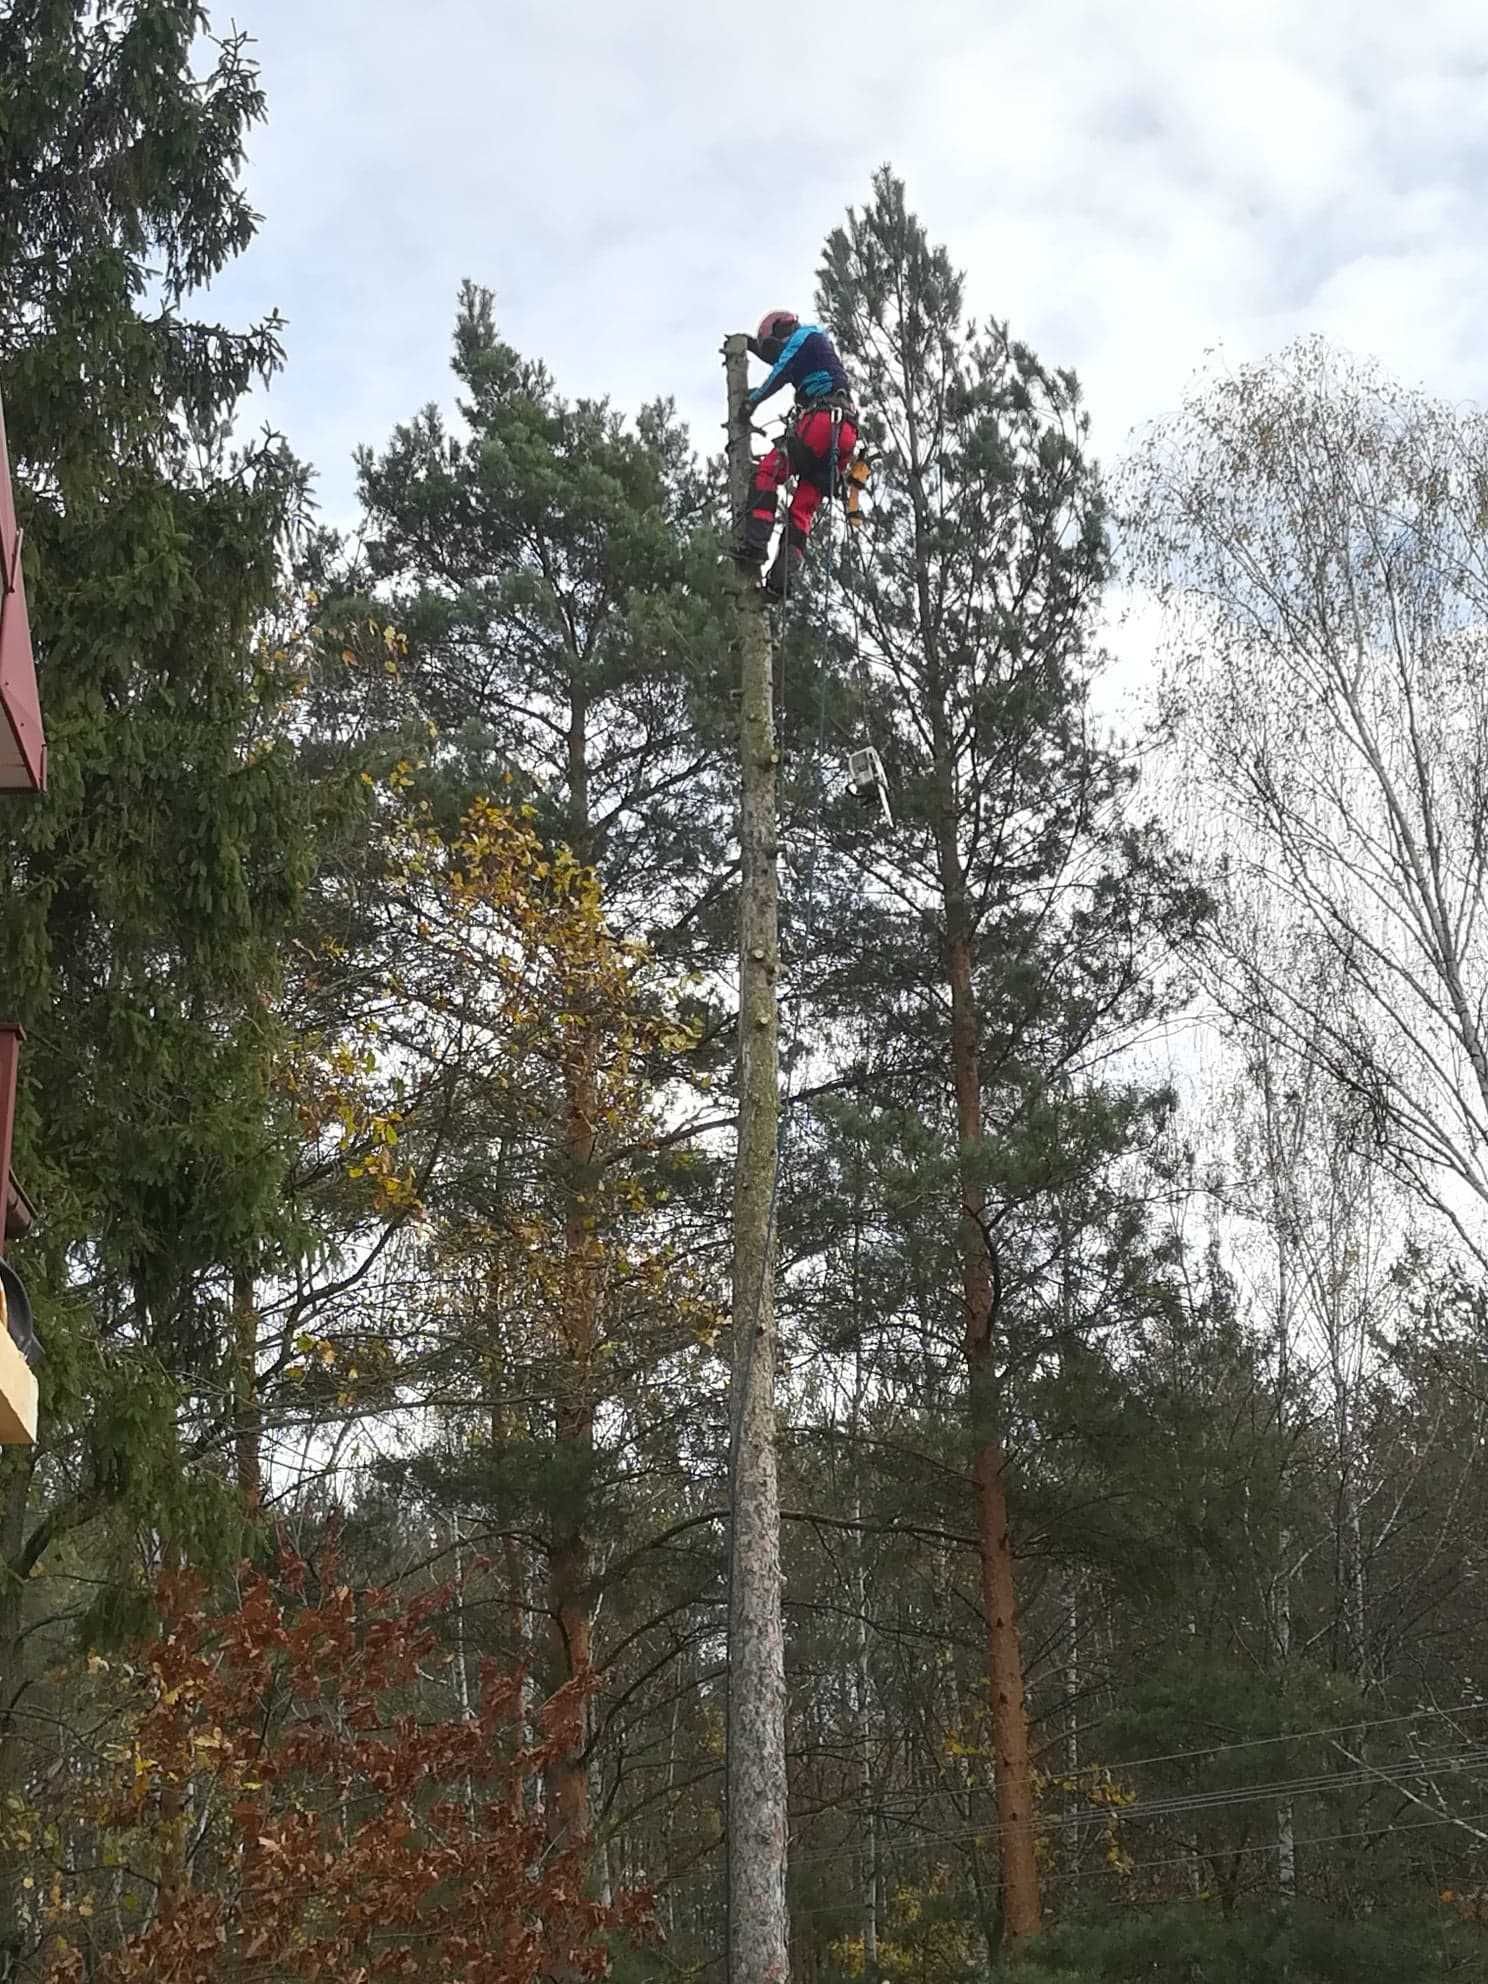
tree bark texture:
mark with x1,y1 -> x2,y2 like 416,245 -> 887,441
232,1268 -> 261,1519
546,1027 -> 600,1848
946,925 -> 1041,1943
723,331 -> 790,1984
0,1453 -> 33,1979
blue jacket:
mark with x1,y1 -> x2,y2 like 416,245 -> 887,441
746,325 -> 850,410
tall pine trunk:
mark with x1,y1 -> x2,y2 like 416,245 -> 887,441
817,165 -> 1162,1961
546,1027 -> 600,1846
852,1483 -> 879,1972
946,925 -> 1040,1942
233,1268 -> 261,1518
724,332 -> 790,1984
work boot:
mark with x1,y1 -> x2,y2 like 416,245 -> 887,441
735,501 -> 776,566
762,544 -> 802,601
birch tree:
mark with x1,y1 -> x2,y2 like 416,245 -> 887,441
1132,338 -> 1488,1269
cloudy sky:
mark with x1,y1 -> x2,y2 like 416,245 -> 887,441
204,0 -> 1488,526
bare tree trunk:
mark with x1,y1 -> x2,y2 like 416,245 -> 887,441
723,330 -> 789,1984
451,1514 -> 476,1825
947,926 -> 1041,1943
853,1483 -> 878,1973
546,1031 -> 600,1849
0,1454 -> 34,1982
1275,1537 -> 1296,1897
541,574 -> 605,1852
1331,1342 -> 1368,1687
232,1267 -> 261,1519
847,1318 -> 879,1976
503,1530 -> 538,1817
1342,1481 -> 1366,1685
945,1650 -> 1000,1972
452,1514 -> 472,1722
545,1440 -> 594,1845
662,1678 -> 682,1943
156,1530 -> 188,1919
1258,1056 -> 1299,1901
1062,1572 -> 1081,1896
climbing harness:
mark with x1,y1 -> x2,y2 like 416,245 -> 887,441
738,390 -> 891,830
757,396 -> 857,602
730,335 -> 891,838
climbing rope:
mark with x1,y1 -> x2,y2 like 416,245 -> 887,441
843,525 -> 885,766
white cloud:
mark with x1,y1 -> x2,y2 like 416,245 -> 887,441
201,0 -> 1488,521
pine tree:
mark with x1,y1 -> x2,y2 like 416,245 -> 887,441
356,285 -> 731,959
803,169 -> 1202,1948
354,300 -> 733,1846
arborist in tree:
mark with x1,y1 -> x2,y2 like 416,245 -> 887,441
736,310 -> 860,600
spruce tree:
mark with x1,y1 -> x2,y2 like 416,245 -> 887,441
0,6 -> 319,1961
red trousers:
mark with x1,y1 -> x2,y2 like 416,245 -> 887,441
747,409 -> 859,551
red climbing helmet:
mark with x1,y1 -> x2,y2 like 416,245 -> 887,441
756,309 -> 799,344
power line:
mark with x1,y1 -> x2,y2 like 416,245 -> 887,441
854,1700 -> 1488,1822
1108,1799 -> 1488,1881
1095,1700 -> 1488,1775
785,1747 -> 1488,1868
783,1803 -> 1488,1921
